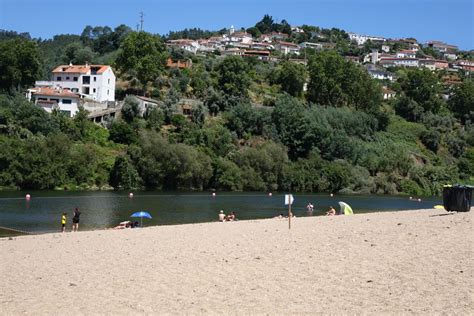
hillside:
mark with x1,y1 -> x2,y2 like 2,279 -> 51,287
0,16 -> 472,195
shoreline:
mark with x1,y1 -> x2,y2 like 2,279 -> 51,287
1,208 -> 472,314
1,207 -> 444,238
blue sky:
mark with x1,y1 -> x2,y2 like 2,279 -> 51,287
1,0 -> 473,49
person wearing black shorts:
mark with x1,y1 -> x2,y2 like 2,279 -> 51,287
72,207 -> 81,232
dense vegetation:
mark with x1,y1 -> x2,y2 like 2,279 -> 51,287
0,17 -> 472,195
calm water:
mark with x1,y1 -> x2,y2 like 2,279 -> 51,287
0,191 -> 441,234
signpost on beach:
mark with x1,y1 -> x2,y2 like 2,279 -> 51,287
285,194 -> 294,229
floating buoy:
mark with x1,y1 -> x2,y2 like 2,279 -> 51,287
330,193 -> 334,197
212,192 -> 216,197
268,192 -> 273,197
409,196 -> 413,200
25,194 -> 31,200
417,198 -> 421,202
129,193 -> 134,198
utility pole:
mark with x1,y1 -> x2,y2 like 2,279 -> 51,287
139,11 -> 144,31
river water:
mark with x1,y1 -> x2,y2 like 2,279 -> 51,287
0,191 -> 442,235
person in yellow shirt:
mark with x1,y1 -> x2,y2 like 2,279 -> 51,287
61,212 -> 67,232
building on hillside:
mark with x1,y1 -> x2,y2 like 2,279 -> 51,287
250,42 -> 275,50
426,41 -> 458,53
166,39 -> 200,54
166,58 -> 193,69
396,50 -> 417,59
382,87 -> 396,100
259,32 -> 289,43
456,60 -> 474,72
275,41 -> 300,55
381,45 -> 390,53
348,32 -> 386,45
26,87 -> 80,117
365,64 -> 395,81
221,48 -> 245,56
443,52 -> 457,60
299,42 -> 323,50
380,57 -> 419,68
48,64 -> 115,102
227,31 -> 253,44
291,26 -> 304,33
243,50 -> 271,61
408,43 -> 420,52
419,58 -> 436,71
344,56 -> 360,64
129,95 -> 161,117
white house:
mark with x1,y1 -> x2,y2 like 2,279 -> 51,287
26,87 -> 80,117
50,64 -> 116,102
380,57 -> 419,68
396,50 -> 417,59
381,45 -> 390,53
348,32 -> 386,45
166,39 -> 200,54
228,31 -> 253,44
130,95 -> 160,117
299,42 -> 323,50
382,87 -> 396,100
276,41 -> 300,55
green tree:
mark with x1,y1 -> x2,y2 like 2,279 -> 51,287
275,61 -> 306,97
109,155 -> 141,190
121,96 -> 140,122
448,80 -> 474,123
0,38 -> 41,91
115,31 -> 169,91
216,56 -> 250,97
306,51 -> 381,111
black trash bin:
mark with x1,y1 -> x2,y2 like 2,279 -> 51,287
442,185 -> 473,212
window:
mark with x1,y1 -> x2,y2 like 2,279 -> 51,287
50,98 -> 59,103
108,79 -> 110,84
73,77 -> 78,81
83,87 -> 90,94
107,89 -> 109,95
82,76 -> 90,84
56,77 -> 62,81
66,77 -> 70,80
93,77 -> 97,82
62,99 -> 72,104
71,88 -> 79,93
93,88 -> 96,93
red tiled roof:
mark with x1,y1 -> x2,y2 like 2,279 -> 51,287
31,87 -> 79,98
52,64 -> 110,74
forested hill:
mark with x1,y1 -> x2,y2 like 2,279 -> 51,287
0,16 -> 472,195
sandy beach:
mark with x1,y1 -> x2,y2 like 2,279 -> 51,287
1,208 -> 472,314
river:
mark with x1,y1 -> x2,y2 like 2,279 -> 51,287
0,191 -> 441,235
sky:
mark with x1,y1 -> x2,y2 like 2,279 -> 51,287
1,0 -> 473,49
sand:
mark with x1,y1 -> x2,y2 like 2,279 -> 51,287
1,209 -> 472,314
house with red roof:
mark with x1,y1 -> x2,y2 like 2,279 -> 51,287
26,87 -> 81,117
50,63 -> 116,102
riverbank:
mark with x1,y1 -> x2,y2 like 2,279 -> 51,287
1,208 -> 472,314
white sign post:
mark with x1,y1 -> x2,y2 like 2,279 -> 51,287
285,194 -> 294,229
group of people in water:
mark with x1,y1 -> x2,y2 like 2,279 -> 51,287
60,207 -> 81,232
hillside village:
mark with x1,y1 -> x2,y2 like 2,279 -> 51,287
0,15 -> 472,194
21,19 -> 473,120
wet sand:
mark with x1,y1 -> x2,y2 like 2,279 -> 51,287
1,209 -> 472,314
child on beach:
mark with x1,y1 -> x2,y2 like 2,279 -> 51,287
61,213 -> 67,232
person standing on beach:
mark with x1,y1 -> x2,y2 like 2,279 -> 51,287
306,202 -> 314,213
72,207 -> 81,232
61,213 -> 67,232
